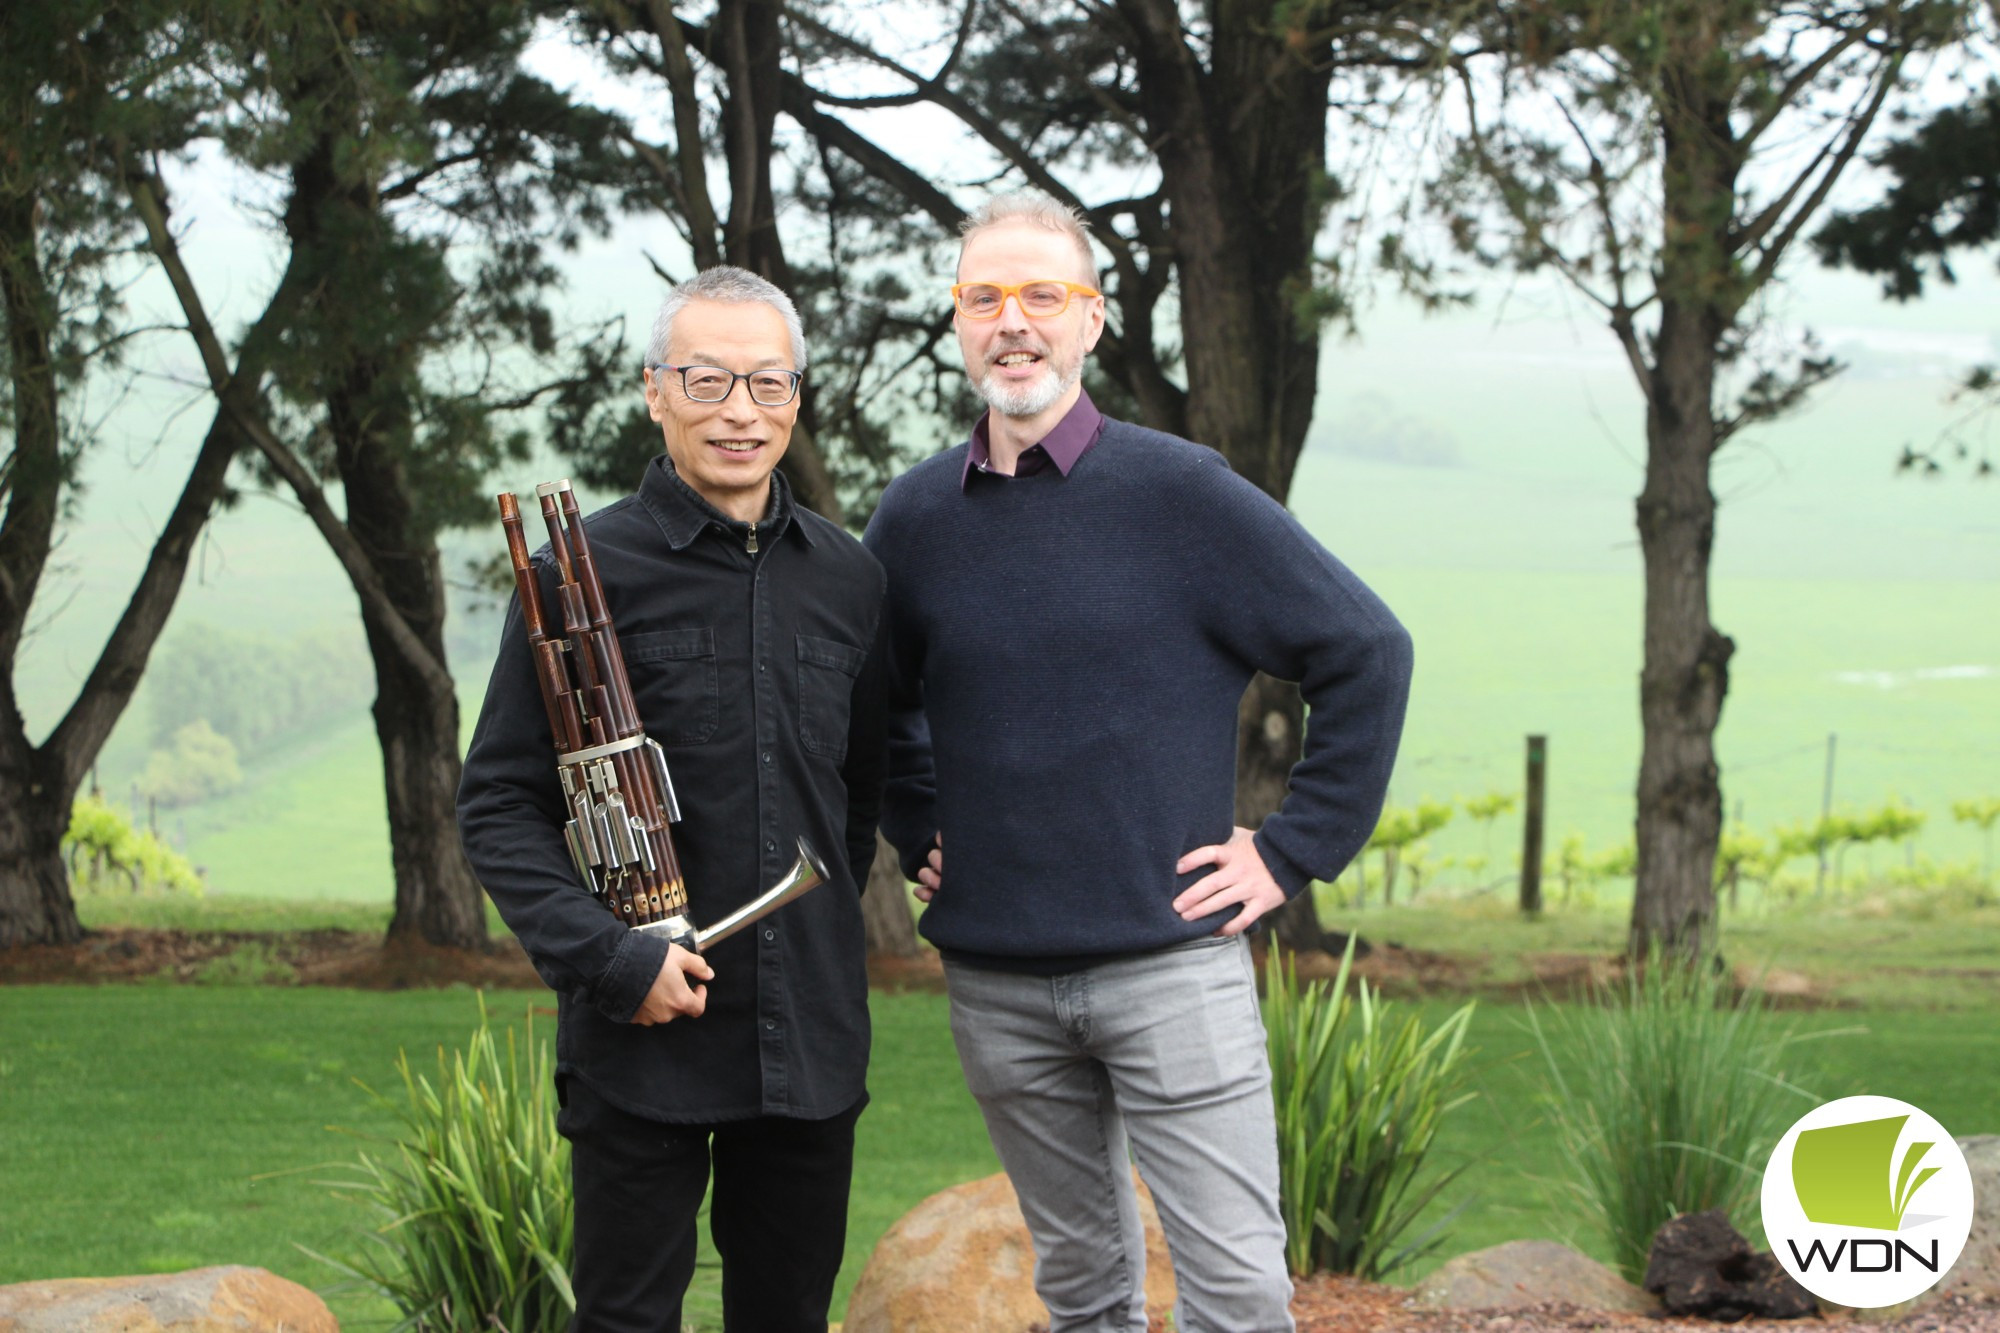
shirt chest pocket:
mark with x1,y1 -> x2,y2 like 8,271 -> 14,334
624,628 -> 718,746
797,633 -> 866,763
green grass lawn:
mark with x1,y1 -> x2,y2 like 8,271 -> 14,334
4,976 -> 1994,1327
0,986 -> 993,1329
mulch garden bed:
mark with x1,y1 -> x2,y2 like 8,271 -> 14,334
1,929 -> 1837,1008
1287,1277 -> 2000,1332
0,927 -> 543,989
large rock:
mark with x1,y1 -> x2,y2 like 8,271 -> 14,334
1845,1133 -> 2000,1323
1644,1209 -> 1817,1321
1943,1135 -> 2000,1302
0,1266 -> 335,1332
1409,1239 -> 1655,1313
843,1171 -> 1176,1332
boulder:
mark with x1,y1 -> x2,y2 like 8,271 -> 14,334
0,1265 -> 335,1332
1644,1209 -> 1817,1321
1942,1135 -> 2000,1302
1409,1239 -> 1655,1313
1844,1133 -> 2000,1323
843,1171 -> 1176,1333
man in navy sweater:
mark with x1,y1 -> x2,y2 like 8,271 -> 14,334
863,193 -> 1414,1332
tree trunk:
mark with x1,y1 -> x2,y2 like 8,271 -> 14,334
0,749 -> 78,947
269,120 -> 485,951
0,193 -> 62,666
1237,674 -> 1328,950
1117,2 -> 1341,943
861,832 -> 919,957
708,0 -> 844,524
333,396 -> 488,950
1627,66 -> 1739,962
0,186 -> 77,946
1627,309 -> 1732,960
374,654 -> 486,947
3,160 -> 308,947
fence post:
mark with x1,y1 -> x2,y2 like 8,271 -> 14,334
1814,732 -> 1836,898
1520,734 -> 1546,917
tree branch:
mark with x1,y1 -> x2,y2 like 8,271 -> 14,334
1738,21 -> 1869,153
1744,48 -> 1904,293
380,147 -> 486,202
990,0 -> 1150,142
128,169 -> 457,703
718,0 -> 761,259
1552,94 -> 1655,401
642,0 -> 724,267
619,129 -> 701,255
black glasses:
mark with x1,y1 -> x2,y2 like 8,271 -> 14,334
647,363 -> 803,407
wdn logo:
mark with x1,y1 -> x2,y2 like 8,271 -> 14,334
1762,1096 -> 1975,1308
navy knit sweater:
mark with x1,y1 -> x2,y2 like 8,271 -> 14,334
862,417 -> 1413,961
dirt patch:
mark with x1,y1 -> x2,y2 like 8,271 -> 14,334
867,949 -> 946,992
859,939 -> 1481,999
0,928 -> 543,989
1290,1275 -> 2000,1332
0,929 -> 1834,1008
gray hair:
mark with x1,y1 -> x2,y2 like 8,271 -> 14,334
646,265 -> 808,371
959,192 -> 1096,283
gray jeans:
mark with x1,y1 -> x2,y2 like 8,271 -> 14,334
944,934 -> 1295,1333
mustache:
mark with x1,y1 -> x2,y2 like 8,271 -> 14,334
985,336 -> 1049,365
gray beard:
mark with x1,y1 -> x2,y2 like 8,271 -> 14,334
977,357 -> 1081,419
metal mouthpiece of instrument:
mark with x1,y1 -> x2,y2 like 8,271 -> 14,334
635,837 -> 829,951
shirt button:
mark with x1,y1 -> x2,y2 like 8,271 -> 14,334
765,839 -> 776,853
763,928 -> 775,942
761,752 -> 772,765
765,1019 -> 777,1031
758,663 -> 766,673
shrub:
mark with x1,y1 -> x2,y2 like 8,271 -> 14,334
1363,798 -> 1454,905
1263,940 -> 1476,1279
1542,832 -> 1634,910
318,1004 -> 573,1331
63,796 -> 203,897
1525,956 -> 1816,1281
1952,797 -> 2000,884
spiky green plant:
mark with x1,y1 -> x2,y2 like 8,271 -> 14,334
1263,939 -> 1476,1279
1525,955 -> 1819,1281
316,1001 -> 573,1331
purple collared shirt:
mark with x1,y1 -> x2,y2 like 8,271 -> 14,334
962,390 -> 1106,488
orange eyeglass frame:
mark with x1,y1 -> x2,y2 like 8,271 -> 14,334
950,280 -> 1102,319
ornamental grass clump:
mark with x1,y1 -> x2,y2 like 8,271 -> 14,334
317,1003 -> 573,1332
1526,954 -> 1817,1282
1263,939 -> 1477,1279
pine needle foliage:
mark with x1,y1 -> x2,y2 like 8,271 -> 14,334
318,1002 -> 573,1331
1263,939 -> 1477,1279
1525,956 -> 1818,1282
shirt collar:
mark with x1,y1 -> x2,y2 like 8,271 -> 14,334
962,389 -> 1105,489
639,456 -> 812,550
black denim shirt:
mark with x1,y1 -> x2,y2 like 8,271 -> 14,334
458,459 -> 887,1123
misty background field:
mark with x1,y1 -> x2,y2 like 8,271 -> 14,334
18,184 -> 1997,906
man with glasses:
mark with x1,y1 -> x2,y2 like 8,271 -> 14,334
864,194 -> 1413,1332
459,265 -> 886,1332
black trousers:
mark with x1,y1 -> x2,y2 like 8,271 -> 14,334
558,1077 -> 864,1333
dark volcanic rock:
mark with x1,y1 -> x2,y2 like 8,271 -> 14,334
1644,1209 -> 1818,1322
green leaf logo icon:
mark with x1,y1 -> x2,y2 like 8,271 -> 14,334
1791,1115 -> 1940,1231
